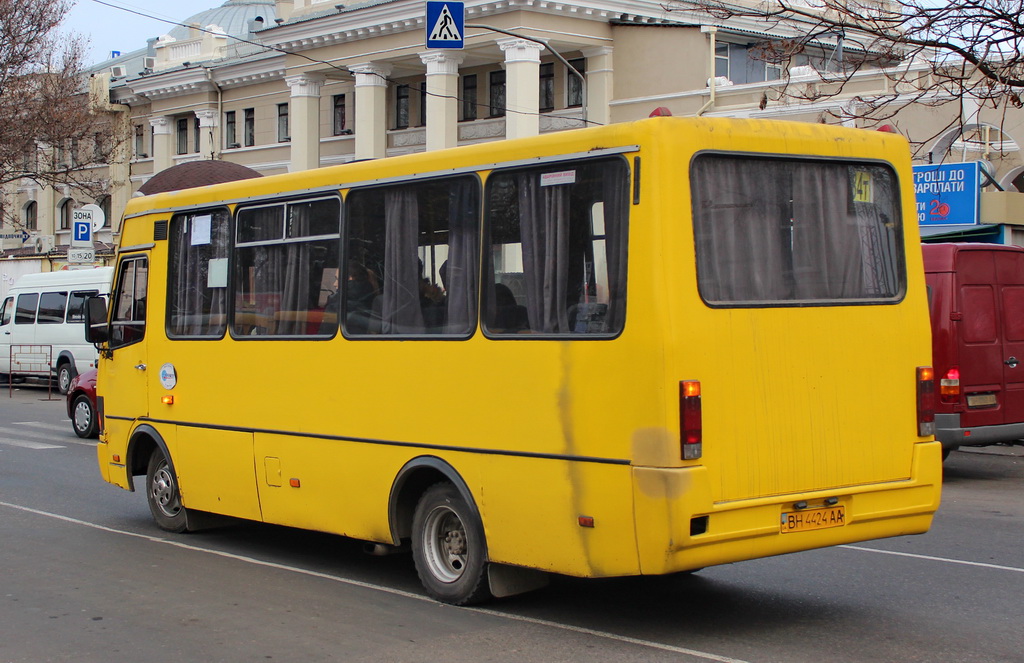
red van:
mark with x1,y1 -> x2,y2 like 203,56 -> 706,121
923,243 -> 1024,456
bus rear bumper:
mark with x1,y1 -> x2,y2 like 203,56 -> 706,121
631,441 -> 943,575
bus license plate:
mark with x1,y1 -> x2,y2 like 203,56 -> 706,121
780,506 -> 846,533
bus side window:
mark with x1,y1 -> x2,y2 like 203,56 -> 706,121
483,157 -> 629,336
110,257 -> 148,348
344,175 -> 479,337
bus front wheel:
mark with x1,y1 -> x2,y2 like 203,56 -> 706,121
145,449 -> 188,533
411,483 -> 492,605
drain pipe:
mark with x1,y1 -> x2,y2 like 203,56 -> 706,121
697,26 -> 718,116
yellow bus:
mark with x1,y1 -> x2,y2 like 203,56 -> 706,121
88,116 -> 942,604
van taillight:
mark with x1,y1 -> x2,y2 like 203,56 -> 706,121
940,367 -> 961,403
680,380 -> 702,460
917,367 -> 936,436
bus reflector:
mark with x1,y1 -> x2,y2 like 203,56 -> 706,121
680,380 -> 702,460
940,367 -> 960,403
917,367 -> 935,436
161,395 -> 174,405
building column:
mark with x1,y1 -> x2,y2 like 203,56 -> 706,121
194,108 -> 219,160
149,116 -> 174,173
581,46 -> 613,127
419,52 -> 463,151
350,63 -> 392,160
285,73 -> 326,172
500,39 -> 543,140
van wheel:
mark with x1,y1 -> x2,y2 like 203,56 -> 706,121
412,483 -> 492,605
57,363 -> 76,394
145,449 -> 188,533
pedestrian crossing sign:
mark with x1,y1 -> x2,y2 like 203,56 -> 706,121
426,1 -> 464,49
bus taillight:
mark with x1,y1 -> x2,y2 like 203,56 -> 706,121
680,380 -> 702,460
917,367 -> 936,436
939,367 -> 960,403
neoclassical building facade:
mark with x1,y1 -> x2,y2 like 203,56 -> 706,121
3,0 -> 1023,284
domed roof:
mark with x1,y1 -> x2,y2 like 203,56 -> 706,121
138,160 -> 262,195
168,0 -> 277,40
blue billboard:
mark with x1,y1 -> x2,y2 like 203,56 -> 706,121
913,162 -> 980,226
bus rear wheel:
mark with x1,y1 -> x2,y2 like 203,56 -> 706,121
411,483 -> 491,605
145,449 -> 188,533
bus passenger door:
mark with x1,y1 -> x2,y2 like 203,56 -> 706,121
102,255 -> 150,444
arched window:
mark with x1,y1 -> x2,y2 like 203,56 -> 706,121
58,198 -> 75,230
24,201 -> 37,231
97,196 -> 112,228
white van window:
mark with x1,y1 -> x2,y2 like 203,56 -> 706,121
0,297 -> 11,326
15,294 -> 38,324
66,290 -> 98,323
37,292 -> 68,324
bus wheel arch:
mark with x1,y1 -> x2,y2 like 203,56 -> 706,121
388,456 -> 480,545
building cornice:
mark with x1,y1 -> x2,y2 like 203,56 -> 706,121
259,0 -> 677,53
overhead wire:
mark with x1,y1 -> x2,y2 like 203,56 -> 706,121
87,0 -> 601,125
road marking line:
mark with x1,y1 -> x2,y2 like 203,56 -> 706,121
841,545 -> 1024,573
14,422 -> 72,433
0,500 -> 748,663
0,437 -> 64,450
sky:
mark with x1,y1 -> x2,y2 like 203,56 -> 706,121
63,0 -> 225,66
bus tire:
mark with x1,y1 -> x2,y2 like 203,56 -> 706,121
412,482 -> 492,605
57,362 -> 76,395
145,448 -> 188,533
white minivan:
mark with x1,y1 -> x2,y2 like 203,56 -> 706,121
0,267 -> 113,392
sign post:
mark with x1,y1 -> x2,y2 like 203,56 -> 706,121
70,205 -> 98,264
426,1 -> 464,49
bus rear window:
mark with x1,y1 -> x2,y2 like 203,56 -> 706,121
691,155 -> 904,306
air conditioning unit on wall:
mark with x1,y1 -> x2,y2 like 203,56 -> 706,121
110,65 -> 127,78
32,235 -> 54,254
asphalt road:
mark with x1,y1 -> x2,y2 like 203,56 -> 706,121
1,385 -> 1021,663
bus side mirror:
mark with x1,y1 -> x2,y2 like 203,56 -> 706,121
84,296 -> 109,344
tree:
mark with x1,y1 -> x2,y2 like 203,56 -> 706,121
670,0 -> 1024,158
0,0 -> 120,228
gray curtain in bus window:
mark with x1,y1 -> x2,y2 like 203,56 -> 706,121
692,158 -> 789,301
790,166 -> 865,299
276,204 -> 313,335
443,182 -> 478,334
518,173 -> 571,333
603,164 -> 629,330
382,189 -> 425,333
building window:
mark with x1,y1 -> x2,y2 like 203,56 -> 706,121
225,111 -> 238,148
58,199 -> 74,231
332,94 -> 347,135
715,42 -> 730,79
539,62 -> 554,112
244,108 -> 255,147
97,196 -> 111,228
277,103 -> 289,142
194,116 -> 201,153
134,125 -> 145,157
489,70 -> 506,117
176,118 -> 188,155
766,62 -> 783,81
395,85 -> 410,129
567,58 -> 585,108
462,74 -> 477,120
24,201 -> 37,231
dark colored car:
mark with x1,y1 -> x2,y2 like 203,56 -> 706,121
67,368 -> 99,439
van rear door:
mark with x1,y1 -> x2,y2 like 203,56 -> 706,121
955,249 -> 1024,427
